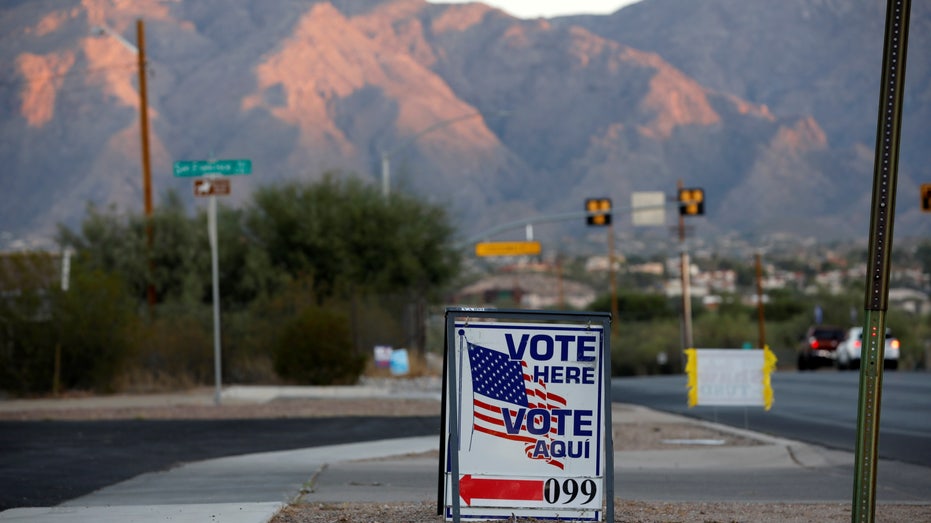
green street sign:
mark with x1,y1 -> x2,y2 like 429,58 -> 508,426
173,159 -> 252,177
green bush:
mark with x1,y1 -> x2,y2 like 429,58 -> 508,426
119,305 -> 214,391
55,268 -> 136,392
273,306 -> 364,385
610,319 -> 682,376
0,265 -> 135,395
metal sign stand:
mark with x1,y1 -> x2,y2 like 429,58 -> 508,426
853,1 -> 911,521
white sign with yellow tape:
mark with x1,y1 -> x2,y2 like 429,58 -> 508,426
684,347 -> 776,410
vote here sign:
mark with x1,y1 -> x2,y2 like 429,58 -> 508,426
442,310 -> 612,522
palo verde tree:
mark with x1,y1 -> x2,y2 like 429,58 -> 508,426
242,173 -> 460,301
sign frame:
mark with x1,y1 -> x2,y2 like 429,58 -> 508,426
439,308 -> 613,522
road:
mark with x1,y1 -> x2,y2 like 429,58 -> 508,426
612,371 -> 931,467
4,373 -> 930,511
0,415 -> 438,510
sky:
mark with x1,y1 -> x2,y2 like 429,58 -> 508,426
427,0 -> 641,19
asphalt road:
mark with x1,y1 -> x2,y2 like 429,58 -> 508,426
611,371 -> 931,467
0,415 -> 438,510
5,373 -> 929,511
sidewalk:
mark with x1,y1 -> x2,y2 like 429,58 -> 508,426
0,385 -> 925,522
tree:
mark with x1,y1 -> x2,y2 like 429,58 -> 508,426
57,193 -> 206,306
243,174 -> 460,300
0,255 -> 135,395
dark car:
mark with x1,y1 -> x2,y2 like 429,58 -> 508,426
797,325 -> 846,371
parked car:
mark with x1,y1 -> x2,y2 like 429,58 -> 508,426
835,326 -> 900,371
797,325 -> 846,371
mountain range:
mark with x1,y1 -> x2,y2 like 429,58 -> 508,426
2,0 -> 929,251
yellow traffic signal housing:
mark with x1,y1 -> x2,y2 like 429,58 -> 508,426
585,198 -> 612,226
678,188 -> 705,216
922,184 -> 931,212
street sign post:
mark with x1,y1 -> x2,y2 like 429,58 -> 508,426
440,308 -> 613,522
173,159 -> 252,177
853,1 -> 911,521
174,158 -> 251,405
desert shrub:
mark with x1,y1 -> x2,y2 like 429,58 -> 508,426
55,268 -> 136,392
273,306 -> 364,385
610,319 -> 682,376
118,304 -> 214,391
0,265 -> 135,395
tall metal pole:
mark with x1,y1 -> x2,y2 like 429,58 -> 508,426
852,1 -> 911,521
755,252 -> 766,349
380,151 -> 390,198
208,186 -> 223,406
677,180 -> 693,351
136,19 -> 156,310
608,223 -> 618,321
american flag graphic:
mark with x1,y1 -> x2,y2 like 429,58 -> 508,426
467,342 -> 567,469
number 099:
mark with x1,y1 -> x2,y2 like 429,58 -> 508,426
544,478 -> 597,505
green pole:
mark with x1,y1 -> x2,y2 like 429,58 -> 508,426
852,1 -> 911,521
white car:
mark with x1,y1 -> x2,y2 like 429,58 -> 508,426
835,326 -> 899,371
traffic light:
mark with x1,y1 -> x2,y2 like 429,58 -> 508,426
922,184 -> 931,212
585,198 -> 612,226
678,188 -> 705,216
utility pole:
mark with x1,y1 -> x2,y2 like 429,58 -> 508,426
92,20 -> 156,311
136,19 -> 156,310
755,252 -> 766,349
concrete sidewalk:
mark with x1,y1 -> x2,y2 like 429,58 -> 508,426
1,386 -> 927,522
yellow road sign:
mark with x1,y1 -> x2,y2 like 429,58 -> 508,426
475,241 -> 542,257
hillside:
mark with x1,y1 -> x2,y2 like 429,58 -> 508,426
1,0 -> 928,250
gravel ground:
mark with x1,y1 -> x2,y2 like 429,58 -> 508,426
272,500 -> 931,523
3,384 -> 929,522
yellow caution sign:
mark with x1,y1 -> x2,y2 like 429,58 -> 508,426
475,241 -> 542,257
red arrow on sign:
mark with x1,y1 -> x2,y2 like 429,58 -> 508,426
459,475 -> 543,506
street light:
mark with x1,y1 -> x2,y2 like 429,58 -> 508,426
379,110 -> 508,197
93,20 -> 156,308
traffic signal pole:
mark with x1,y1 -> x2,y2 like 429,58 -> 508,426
852,1 -> 911,521
677,180 -> 694,352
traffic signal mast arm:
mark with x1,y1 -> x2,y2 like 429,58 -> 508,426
457,200 -> 673,248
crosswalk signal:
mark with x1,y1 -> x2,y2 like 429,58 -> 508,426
922,184 -> 931,212
678,188 -> 705,216
586,198 -> 612,226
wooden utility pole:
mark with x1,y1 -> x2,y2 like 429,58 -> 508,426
136,19 -> 156,310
